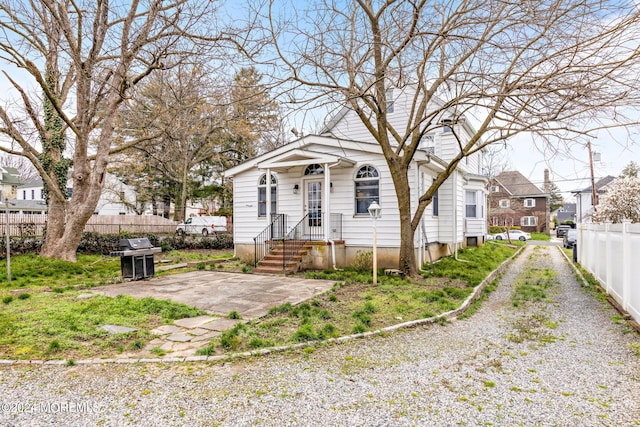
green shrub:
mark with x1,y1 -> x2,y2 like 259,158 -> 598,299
292,324 -> 316,342
2,296 -> 13,304
353,250 -> 373,272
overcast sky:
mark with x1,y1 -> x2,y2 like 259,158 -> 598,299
503,127 -> 639,202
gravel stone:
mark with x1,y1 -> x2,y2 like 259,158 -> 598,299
1,245 -> 639,426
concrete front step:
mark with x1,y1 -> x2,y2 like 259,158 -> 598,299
255,243 -> 312,274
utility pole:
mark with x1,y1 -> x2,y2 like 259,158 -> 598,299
587,141 -> 597,212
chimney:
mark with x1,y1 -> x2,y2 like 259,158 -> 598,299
544,169 -> 550,192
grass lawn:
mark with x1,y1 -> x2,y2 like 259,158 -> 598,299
531,232 -> 551,241
0,244 -> 517,360
197,242 -> 518,356
0,250 -> 232,360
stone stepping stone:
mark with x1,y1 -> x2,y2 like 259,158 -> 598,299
160,341 -> 194,352
166,332 -> 192,342
100,325 -> 137,334
174,315 -> 217,329
189,331 -> 221,342
200,318 -> 241,331
187,328 -> 210,336
150,325 -> 182,335
77,293 -> 97,300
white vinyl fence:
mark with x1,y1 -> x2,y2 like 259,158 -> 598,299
577,222 -> 640,323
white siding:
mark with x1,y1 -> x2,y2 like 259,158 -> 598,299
232,144 -> 405,248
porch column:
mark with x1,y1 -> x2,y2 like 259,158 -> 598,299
324,163 -> 330,242
266,168 -> 272,221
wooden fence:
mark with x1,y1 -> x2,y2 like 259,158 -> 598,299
0,213 -> 179,237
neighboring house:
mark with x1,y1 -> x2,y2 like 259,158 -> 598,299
572,175 -> 616,224
0,166 -> 23,201
488,170 -> 550,232
16,173 -> 140,215
224,87 -> 488,272
553,203 -> 577,226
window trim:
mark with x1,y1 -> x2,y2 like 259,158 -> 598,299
257,173 -> 277,218
499,199 -> 510,208
304,164 -> 324,175
520,216 -> 537,227
524,198 -> 536,208
465,190 -> 478,218
432,178 -> 439,217
354,165 -> 380,215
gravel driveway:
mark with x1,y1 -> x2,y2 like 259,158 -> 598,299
2,245 -> 639,426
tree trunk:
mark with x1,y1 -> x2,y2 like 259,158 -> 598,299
389,162 -> 419,277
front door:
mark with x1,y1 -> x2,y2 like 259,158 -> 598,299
304,179 -> 322,237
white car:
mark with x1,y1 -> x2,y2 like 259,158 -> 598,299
492,229 -> 531,241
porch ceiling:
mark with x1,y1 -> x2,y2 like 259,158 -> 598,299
258,149 -> 355,172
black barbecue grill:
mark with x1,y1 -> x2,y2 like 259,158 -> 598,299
110,238 -> 161,280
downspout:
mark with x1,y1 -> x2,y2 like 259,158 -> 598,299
327,162 -> 341,270
329,239 -> 337,270
453,170 -> 459,260
416,162 -> 423,268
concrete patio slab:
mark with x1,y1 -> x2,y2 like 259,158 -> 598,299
92,271 -> 336,320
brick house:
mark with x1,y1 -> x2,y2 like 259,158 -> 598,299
488,170 -> 550,232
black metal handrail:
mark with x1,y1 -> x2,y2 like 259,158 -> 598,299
253,214 -> 286,267
280,212 -> 344,269
280,214 -> 313,270
253,212 -> 343,270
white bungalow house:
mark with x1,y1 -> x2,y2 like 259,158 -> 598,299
224,90 -> 488,273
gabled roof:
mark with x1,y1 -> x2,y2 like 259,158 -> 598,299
576,175 -> 616,193
0,166 -> 23,185
18,178 -> 43,189
223,134 -> 441,178
7,199 -> 47,211
494,171 -> 546,197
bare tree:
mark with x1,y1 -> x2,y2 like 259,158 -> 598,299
250,0 -> 640,275
114,64 -> 228,222
0,1 -> 224,260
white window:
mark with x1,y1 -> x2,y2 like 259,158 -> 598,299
499,199 -> 510,208
524,198 -> 536,207
258,174 -> 277,217
432,178 -> 439,217
491,217 -> 500,226
465,190 -> 477,218
491,186 -> 500,193
385,88 -> 394,113
420,134 -> 435,153
304,164 -> 324,175
355,165 -> 379,215
521,216 -> 537,226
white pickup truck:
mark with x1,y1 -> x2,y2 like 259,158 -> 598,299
176,216 -> 227,236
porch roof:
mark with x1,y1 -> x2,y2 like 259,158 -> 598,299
257,149 -> 356,172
